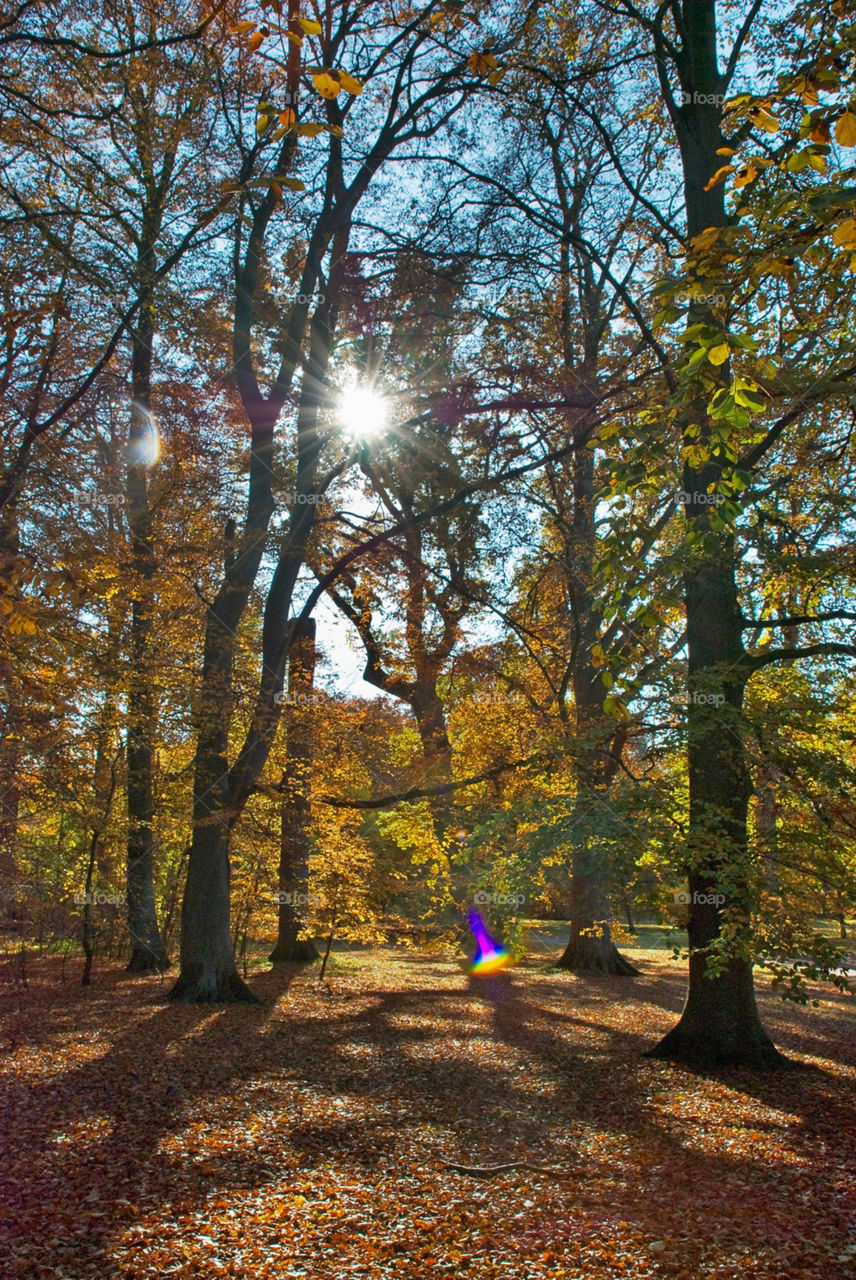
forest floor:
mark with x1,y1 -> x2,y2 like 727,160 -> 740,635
0,948 -> 854,1280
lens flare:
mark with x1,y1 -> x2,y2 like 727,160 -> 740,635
129,403 -> 160,467
467,909 -> 513,976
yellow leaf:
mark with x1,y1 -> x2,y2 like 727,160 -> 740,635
749,107 -> 779,133
298,17 -> 322,34
690,226 -> 722,251
256,114 -> 270,134
835,112 -> 856,147
792,77 -> 819,105
247,30 -> 264,52
278,109 -> 296,127
312,72 -> 341,99
704,164 -> 734,191
229,21 -> 256,34
297,122 -> 326,136
338,70 -> 363,95
715,146 -> 736,156
708,343 -> 730,366
833,218 -> 856,249
732,163 -> 757,188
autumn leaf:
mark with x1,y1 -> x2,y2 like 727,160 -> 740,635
748,106 -> 779,133
835,111 -> 856,147
690,226 -> 722,251
298,16 -> 322,35
467,51 -> 498,76
338,70 -> 363,96
704,164 -> 735,191
732,163 -> 757,188
833,218 -> 856,249
312,72 -> 341,99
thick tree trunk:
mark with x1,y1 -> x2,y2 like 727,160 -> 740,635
647,931 -> 784,1068
169,587 -> 266,1003
413,684 -> 454,835
649,561 -> 786,1066
170,820 -> 257,1002
556,792 -> 639,975
271,617 -> 320,963
648,0 -> 782,1065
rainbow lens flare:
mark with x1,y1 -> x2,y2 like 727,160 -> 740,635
468,909 -> 513,976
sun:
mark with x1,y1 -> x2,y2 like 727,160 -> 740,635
339,378 -> 389,441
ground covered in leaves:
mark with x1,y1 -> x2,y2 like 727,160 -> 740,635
1,949 -> 854,1279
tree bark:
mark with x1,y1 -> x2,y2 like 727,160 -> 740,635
270,616 -> 320,963
556,384 -> 636,974
125,249 -> 167,973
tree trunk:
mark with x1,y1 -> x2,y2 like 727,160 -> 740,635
556,788 -> 639,975
621,885 -> 635,934
170,818 -> 257,1002
270,616 -> 320,963
557,412 -> 636,975
647,886 -> 784,1069
124,229 -> 167,972
0,514 -> 21,905
647,0 -> 782,1065
168,578 -> 266,1003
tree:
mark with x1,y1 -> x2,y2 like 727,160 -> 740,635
270,616 -> 320,962
171,0 -> 528,1000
